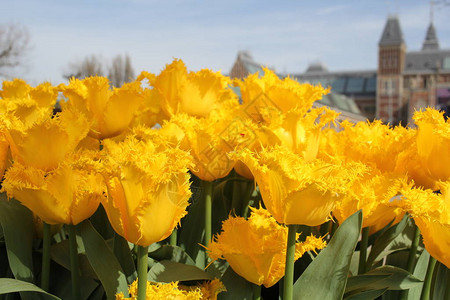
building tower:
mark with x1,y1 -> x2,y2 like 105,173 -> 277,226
376,15 -> 407,124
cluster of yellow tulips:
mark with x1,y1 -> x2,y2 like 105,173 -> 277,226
0,58 -> 449,300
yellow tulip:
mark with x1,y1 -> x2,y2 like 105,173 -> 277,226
1,152 -> 103,225
145,59 -> 238,119
60,76 -> 144,139
116,279 -> 225,300
413,108 -> 450,188
5,108 -> 89,172
207,207 -> 326,287
333,169 -> 406,233
131,87 -> 167,129
270,107 -> 338,162
0,130 -> 9,177
235,68 -> 329,124
100,134 -> 192,246
400,182 -> 450,268
0,79 -> 58,128
166,112 -> 253,181
236,146 -> 366,226
320,120 -> 411,173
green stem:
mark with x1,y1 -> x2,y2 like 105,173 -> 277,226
283,224 -> 298,300
330,219 -> 338,238
406,225 -> 421,272
420,256 -> 437,300
252,283 -> 262,300
41,222 -> 51,291
68,224 -> 80,300
137,245 -> 149,300
358,226 -> 370,274
401,225 -> 421,300
231,174 -> 241,215
203,181 -> 213,248
170,228 -> 177,246
242,181 -> 255,219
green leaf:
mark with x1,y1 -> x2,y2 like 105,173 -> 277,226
50,240 -> 98,279
345,274 -> 391,293
293,210 -> 363,300
218,266 -> 253,300
364,266 -> 422,290
147,260 -> 214,283
366,215 -> 409,268
431,261 -> 449,300
345,288 -> 387,300
178,183 -> 207,269
0,278 -> 61,299
406,249 -> 430,300
78,220 -> 129,299
148,244 -> 196,266
0,196 -> 34,283
0,195 -> 37,300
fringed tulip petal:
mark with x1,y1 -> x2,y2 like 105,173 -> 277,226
207,207 -> 326,288
60,76 -> 144,139
100,133 -> 192,246
1,154 -> 103,225
236,147 -> 366,226
400,182 -> 450,268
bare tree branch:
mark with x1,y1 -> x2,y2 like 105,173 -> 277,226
65,53 -> 135,87
0,23 -> 30,76
108,54 -> 135,87
64,54 -> 105,80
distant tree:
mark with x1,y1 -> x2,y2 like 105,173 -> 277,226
65,54 -> 135,86
0,23 -> 30,77
108,54 -> 135,87
64,54 -> 104,80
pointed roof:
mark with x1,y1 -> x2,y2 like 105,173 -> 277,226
422,23 -> 440,51
379,15 -> 404,46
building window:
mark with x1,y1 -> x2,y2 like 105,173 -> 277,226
383,79 -> 395,96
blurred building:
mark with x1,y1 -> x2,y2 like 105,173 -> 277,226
377,15 -> 450,125
230,15 -> 450,125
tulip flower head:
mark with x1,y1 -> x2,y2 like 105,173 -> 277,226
0,79 -> 58,128
208,207 -> 326,287
100,134 -> 192,246
413,108 -> 450,187
1,150 -> 103,225
60,76 -> 144,139
0,130 -> 9,177
333,169 -> 406,233
236,146 -> 366,226
147,59 -> 238,119
5,108 -> 89,172
235,68 -> 329,125
166,112 -> 246,182
400,182 -> 450,268
116,278 -> 225,300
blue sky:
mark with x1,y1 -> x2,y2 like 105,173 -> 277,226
2,0 -> 450,85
